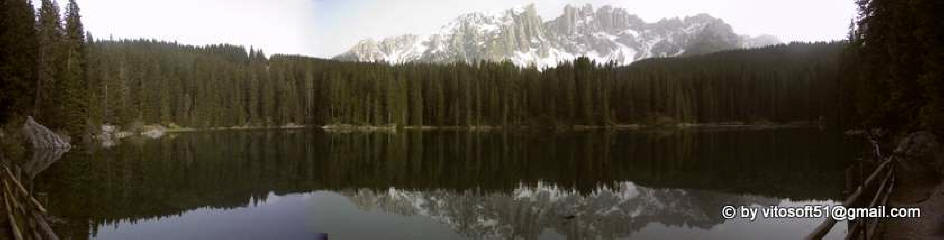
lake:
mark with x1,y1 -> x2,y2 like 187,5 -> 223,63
29,128 -> 859,239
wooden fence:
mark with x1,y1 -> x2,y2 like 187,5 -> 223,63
807,134 -> 899,240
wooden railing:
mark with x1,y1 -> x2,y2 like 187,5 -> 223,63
0,164 -> 58,240
807,134 -> 899,240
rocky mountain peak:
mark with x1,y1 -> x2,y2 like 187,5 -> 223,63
334,4 -> 780,68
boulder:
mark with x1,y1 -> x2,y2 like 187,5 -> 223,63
21,116 -> 71,150
140,125 -> 166,139
895,131 -> 943,174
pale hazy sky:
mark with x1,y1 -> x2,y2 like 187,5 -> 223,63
72,0 -> 856,58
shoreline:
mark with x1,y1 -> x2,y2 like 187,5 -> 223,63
321,121 -> 818,132
96,121 -> 820,141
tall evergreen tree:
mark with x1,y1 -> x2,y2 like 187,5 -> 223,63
60,0 -> 89,136
35,0 -> 64,126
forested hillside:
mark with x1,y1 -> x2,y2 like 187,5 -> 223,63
73,40 -> 845,130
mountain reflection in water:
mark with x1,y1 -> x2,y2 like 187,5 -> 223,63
31,129 -> 857,239
342,181 -> 781,239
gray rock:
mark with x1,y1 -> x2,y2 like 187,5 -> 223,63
895,131 -> 943,174
21,116 -> 71,150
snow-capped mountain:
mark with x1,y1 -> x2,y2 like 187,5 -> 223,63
334,4 -> 780,68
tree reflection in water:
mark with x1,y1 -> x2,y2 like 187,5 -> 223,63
31,128 -> 858,239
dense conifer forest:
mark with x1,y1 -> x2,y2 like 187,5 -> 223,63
1,0 -> 941,139
77,40 -> 844,129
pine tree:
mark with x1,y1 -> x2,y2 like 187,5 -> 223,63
36,0 -> 64,126
60,0 -> 89,137
0,0 -> 39,123
409,70 -> 424,126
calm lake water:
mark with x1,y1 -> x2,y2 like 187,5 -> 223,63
27,128 -> 859,239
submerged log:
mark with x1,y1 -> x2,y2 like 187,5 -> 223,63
21,117 -> 70,150
1,165 -> 57,240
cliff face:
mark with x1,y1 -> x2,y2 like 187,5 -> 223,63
335,4 -> 779,68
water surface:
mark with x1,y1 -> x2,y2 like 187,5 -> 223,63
30,128 -> 858,239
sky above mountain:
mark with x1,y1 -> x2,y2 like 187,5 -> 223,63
72,0 -> 854,58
